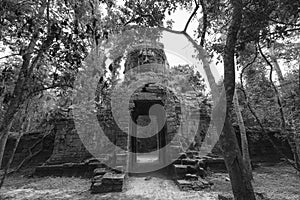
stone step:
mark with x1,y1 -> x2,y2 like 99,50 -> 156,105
90,173 -> 126,194
186,150 -> 199,158
91,182 -> 123,194
91,174 -> 104,184
173,164 -> 188,179
175,179 -> 212,191
112,165 -> 126,174
175,179 -> 193,191
181,158 -> 198,165
202,157 -> 227,172
93,168 -> 107,176
185,174 -> 198,181
102,173 -> 126,185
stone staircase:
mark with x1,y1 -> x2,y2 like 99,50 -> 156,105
90,152 -> 128,194
91,169 -> 126,194
171,150 -> 226,191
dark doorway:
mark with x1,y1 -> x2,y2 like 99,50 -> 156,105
129,100 -> 167,173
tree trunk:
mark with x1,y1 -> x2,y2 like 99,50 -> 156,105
0,132 -> 22,188
0,133 -> 8,169
269,44 -> 300,169
221,0 -> 256,199
0,3 -> 48,171
234,90 -> 253,179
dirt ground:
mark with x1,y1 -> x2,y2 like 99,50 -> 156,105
0,162 -> 299,200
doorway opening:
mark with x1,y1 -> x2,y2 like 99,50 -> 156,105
129,100 -> 167,173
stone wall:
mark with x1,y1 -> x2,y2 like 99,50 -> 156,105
236,127 -> 293,162
46,119 -> 92,165
211,126 -> 294,162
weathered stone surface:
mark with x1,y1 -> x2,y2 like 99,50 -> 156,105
198,167 -> 206,178
175,178 -> 212,191
186,151 -> 198,158
2,131 -> 54,169
91,175 -> 103,184
218,194 -> 234,200
197,159 -> 206,169
204,157 -> 227,172
91,182 -> 123,193
191,181 -> 205,190
102,173 -> 125,185
200,179 -> 210,186
187,165 -> 198,174
91,183 -> 112,194
181,158 -> 198,165
93,168 -> 106,176
113,165 -> 125,173
174,165 -> 188,179
185,174 -> 198,181
178,153 -> 187,159
34,163 -> 93,177
90,173 -> 124,194
176,180 -> 193,191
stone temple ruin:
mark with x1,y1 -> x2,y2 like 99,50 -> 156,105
26,40 -> 292,193
32,40 -> 225,193
0,37 -> 293,195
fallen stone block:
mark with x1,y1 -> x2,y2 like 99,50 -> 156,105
91,175 -> 103,184
185,174 -> 198,181
218,194 -> 234,200
181,158 -> 198,165
176,179 -> 193,191
173,165 -> 188,179
186,151 -> 198,158
178,153 -> 187,159
91,182 -> 112,194
102,173 -> 125,185
93,168 -> 106,176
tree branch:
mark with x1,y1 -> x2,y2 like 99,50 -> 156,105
123,14 -> 158,27
0,51 -> 35,61
258,43 -> 287,130
26,83 -> 73,98
183,0 -> 199,33
199,0 -> 207,47
11,126 -> 54,173
268,28 -> 300,36
238,55 -> 300,172
239,44 -> 258,88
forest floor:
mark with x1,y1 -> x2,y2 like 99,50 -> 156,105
0,162 -> 299,200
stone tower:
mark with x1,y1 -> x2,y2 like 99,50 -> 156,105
38,40 -> 210,176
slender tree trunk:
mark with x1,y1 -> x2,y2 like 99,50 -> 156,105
221,0 -> 256,199
0,133 -> 8,169
234,90 -> 253,179
0,133 -> 22,188
269,44 -> 300,169
0,109 -> 30,188
0,3 -> 48,170
0,122 -> 13,169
